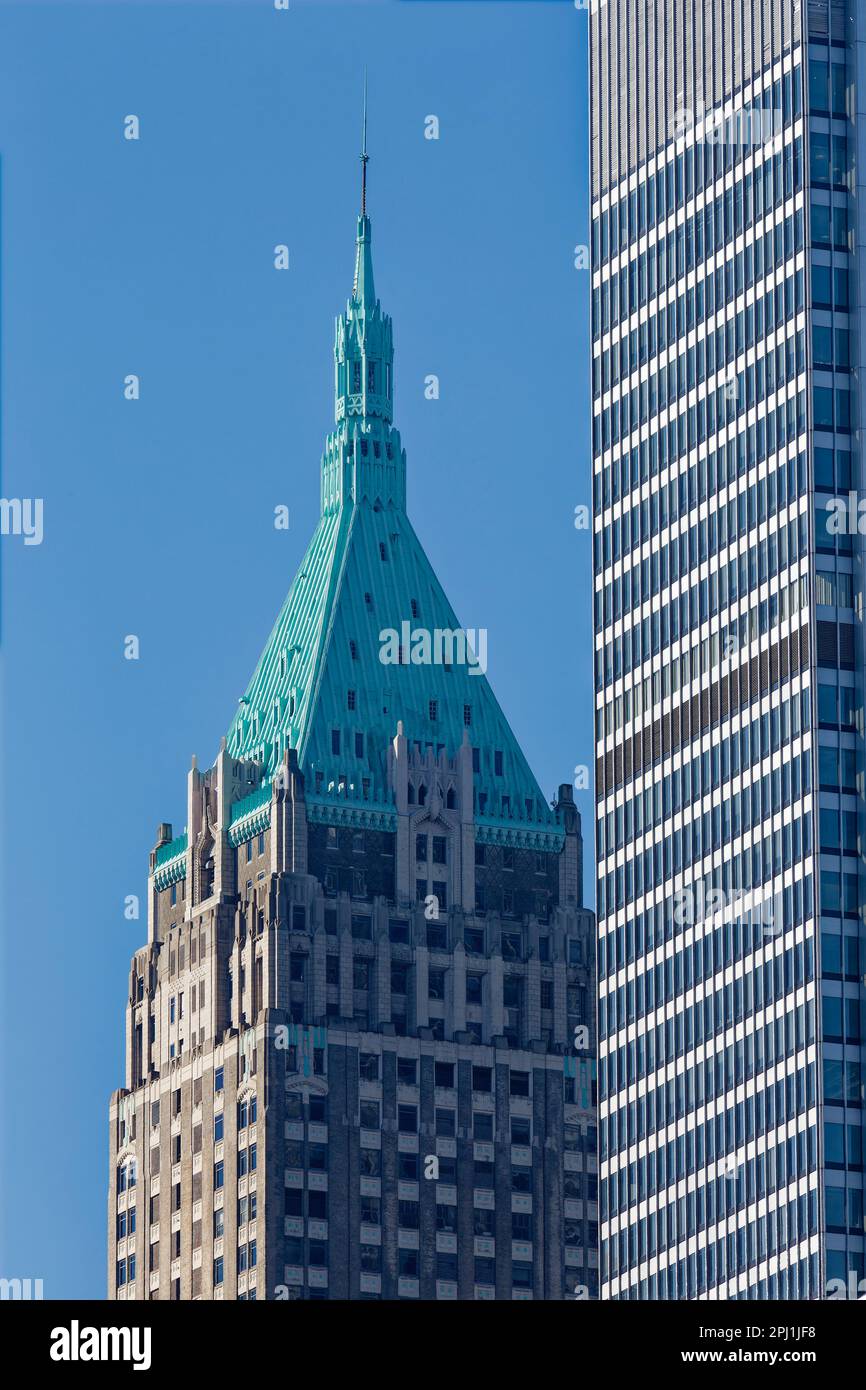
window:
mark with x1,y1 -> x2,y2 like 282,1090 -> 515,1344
398,1152 -> 419,1181
213,1257 -> 224,1286
472,1066 -> 492,1093
502,932 -> 522,962
214,1160 -> 224,1190
360,1052 -> 379,1081
117,1159 -> 137,1193
214,1113 -> 224,1142
474,1112 -> 493,1142
397,1057 -> 417,1085
398,1104 -> 418,1133
331,729 -> 341,755
398,1200 -> 420,1230
494,750 -> 503,776
435,1107 -> 456,1137
361,1194 -> 381,1225
511,1165 -> 532,1192
432,836 -> 447,865
360,1100 -> 380,1129
379,542 -> 388,561
416,834 -> 428,862
463,704 -> 472,726
512,1212 -> 532,1241
434,1061 -> 455,1089
428,969 -> 446,1000
308,1190 -> 327,1219
466,973 -> 483,1004
213,1208 -> 224,1238
347,689 -> 356,711
238,1095 -> 257,1128
215,1067 -> 224,1093
429,700 -> 438,721
352,915 -> 372,941
464,927 -> 484,955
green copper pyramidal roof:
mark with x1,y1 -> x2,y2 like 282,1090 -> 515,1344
226,171 -> 561,843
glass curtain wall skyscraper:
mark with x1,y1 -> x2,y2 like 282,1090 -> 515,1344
590,0 -> 866,1299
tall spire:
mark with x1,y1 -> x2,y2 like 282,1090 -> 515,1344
353,72 -> 375,308
360,68 -> 368,216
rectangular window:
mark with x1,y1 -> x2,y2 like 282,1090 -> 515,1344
398,1104 -> 418,1133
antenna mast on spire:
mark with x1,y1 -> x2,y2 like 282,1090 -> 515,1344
360,69 -> 369,215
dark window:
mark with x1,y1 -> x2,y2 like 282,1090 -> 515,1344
466,974 -> 483,1004
434,1061 -> 455,1089
473,1112 -> 494,1142
464,927 -> 484,954
398,1104 -> 417,1133
435,1107 -> 456,1137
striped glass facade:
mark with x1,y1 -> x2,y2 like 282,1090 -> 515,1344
590,0 -> 866,1299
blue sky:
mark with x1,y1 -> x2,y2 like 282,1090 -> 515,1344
0,0 -> 590,1297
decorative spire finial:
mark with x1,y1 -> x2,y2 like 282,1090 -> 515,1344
360,69 -> 369,216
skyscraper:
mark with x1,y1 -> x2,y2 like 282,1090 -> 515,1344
108,145 -> 596,1302
591,0 -> 865,1298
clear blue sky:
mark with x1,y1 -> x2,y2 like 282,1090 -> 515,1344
0,0 -> 590,1297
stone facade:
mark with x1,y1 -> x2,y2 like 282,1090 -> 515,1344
109,752 -> 597,1300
